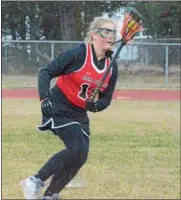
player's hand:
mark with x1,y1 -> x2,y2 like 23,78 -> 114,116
85,100 -> 98,112
41,98 -> 53,118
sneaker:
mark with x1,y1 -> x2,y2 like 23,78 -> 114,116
20,176 -> 44,199
41,193 -> 60,200
66,179 -> 83,188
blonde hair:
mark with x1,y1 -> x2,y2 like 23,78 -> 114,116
84,16 -> 117,43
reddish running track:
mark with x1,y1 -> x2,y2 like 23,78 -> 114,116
2,89 -> 180,101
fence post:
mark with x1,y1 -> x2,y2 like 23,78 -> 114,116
165,45 -> 169,86
145,47 -> 148,68
4,44 -> 7,70
51,43 -> 54,60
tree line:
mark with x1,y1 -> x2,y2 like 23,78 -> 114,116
2,1 -> 181,41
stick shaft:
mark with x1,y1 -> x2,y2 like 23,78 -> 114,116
90,41 -> 126,101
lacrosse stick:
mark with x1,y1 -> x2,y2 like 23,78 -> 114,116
90,7 -> 145,101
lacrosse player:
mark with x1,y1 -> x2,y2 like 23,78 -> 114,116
20,16 -> 118,200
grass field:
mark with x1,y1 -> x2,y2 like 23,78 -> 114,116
2,99 -> 180,199
2,73 -> 180,89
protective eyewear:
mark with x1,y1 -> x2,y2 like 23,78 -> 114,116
95,28 -> 117,38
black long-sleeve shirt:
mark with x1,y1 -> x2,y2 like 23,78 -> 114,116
38,43 -> 118,112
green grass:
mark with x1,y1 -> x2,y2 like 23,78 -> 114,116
2,74 -> 38,89
2,100 -> 180,199
2,74 -> 180,89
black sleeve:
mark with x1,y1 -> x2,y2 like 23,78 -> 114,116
96,63 -> 118,112
38,44 -> 86,101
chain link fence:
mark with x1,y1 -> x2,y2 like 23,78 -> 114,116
2,40 -> 180,89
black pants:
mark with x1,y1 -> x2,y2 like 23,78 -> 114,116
36,124 -> 89,196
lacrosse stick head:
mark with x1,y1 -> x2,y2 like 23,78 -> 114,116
121,7 -> 145,43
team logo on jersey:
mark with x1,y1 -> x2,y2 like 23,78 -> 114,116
82,75 -> 108,88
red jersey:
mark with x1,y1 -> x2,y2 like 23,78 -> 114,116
56,43 -> 112,109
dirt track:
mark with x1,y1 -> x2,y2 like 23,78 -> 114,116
2,89 -> 180,101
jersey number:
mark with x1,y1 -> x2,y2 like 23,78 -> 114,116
78,83 -> 100,100
78,83 -> 90,100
